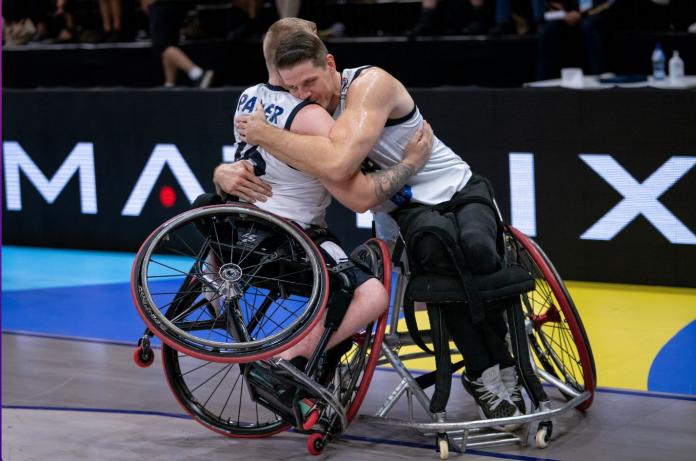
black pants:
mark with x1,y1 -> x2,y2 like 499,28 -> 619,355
148,1 -> 193,55
444,202 -> 514,379
537,13 -> 609,80
393,179 -> 514,380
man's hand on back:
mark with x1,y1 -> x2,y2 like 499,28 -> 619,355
402,120 -> 434,173
213,161 -> 272,203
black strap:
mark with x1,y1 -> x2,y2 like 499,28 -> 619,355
427,303 -> 452,413
415,360 -> 465,390
403,297 -> 434,354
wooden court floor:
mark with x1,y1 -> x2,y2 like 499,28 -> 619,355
4,332 -> 696,461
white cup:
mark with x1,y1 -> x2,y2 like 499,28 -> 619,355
561,67 -> 584,88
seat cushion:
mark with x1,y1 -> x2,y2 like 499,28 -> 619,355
406,264 -> 535,304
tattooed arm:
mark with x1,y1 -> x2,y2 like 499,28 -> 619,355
323,122 -> 433,213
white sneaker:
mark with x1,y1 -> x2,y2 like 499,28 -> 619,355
500,366 -> 526,414
462,364 -> 522,431
196,70 -> 214,89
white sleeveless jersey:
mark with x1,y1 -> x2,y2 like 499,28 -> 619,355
336,67 -> 472,213
232,83 -> 331,229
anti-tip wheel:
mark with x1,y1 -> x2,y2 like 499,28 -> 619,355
438,436 -> 449,460
133,346 -> 155,368
535,426 -> 551,448
307,433 -> 325,456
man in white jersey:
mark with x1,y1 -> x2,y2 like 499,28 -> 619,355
211,18 -> 433,365
235,28 -> 524,425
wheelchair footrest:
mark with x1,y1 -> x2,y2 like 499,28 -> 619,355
246,362 -> 326,431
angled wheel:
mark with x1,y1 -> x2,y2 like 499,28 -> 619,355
131,204 -> 329,363
507,226 -> 596,410
161,344 -> 290,437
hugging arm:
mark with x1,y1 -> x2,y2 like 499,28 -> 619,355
236,68 -> 401,182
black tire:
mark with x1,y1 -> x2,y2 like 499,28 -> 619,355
132,204 -> 329,363
162,344 -> 290,437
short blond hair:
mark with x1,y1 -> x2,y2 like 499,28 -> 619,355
262,18 -> 317,71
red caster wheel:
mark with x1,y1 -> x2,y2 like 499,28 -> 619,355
307,433 -> 325,456
133,346 -> 155,368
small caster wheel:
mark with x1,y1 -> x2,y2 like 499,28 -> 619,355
133,346 -> 154,368
437,433 -> 449,460
307,433 -> 325,456
535,421 -> 552,448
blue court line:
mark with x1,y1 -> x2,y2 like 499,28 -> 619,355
2,404 -> 191,420
2,405 -> 558,461
1,246 -> 136,291
5,330 -> 696,403
1,330 -> 146,348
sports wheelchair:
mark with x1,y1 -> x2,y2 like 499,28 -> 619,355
131,203 -> 390,454
130,203 -> 595,458
361,221 -> 596,459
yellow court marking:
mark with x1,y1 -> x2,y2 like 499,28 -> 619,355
567,281 -> 696,391
387,282 -> 696,392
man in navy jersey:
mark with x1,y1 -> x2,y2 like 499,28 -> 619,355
235,28 -> 524,426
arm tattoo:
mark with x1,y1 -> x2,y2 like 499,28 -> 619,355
370,163 -> 416,202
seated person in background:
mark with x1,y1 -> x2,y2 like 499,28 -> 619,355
491,0 -> 544,35
212,17 -> 434,367
147,0 -> 214,87
537,0 -> 615,80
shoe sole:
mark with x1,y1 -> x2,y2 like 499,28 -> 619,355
199,71 -> 214,89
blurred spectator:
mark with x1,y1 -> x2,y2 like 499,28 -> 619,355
406,0 -> 491,37
490,0 -> 544,35
463,0 -> 488,34
537,1 -> 615,80
3,1 -> 40,45
54,0 -> 78,42
2,0 -> 76,45
97,0 -> 124,42
147,0 -> 213,87
648,0 -> 696,31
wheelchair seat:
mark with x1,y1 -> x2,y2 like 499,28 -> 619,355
406,264 -> 535,304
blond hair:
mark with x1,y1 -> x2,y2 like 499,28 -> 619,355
262,18 -> 317,72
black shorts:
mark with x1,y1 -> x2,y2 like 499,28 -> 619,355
148,2 -> 192,55
315,240 -> 375,290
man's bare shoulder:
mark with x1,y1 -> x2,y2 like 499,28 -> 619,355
346,66 -> 400,101
352,66 -> 397,86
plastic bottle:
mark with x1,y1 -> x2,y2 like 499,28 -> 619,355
669,50 -> 685,85
652,43 -> 666,81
